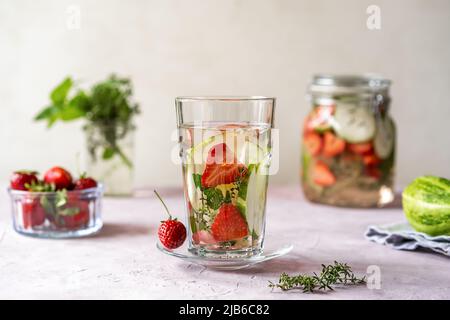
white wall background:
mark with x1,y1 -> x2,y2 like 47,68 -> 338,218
1,0 -> 449,188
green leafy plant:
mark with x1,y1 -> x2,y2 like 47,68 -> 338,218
269,261 -> 366,293
35,74 -> 140,168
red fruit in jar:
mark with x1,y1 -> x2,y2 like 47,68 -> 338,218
348,142 -> 373,155
192,230 -> 216,244
74,176 -> 98,190
312,161 -> 336,186
10,171 -> 38,191
202,164 -> 247,188
54,199 -> 90,229
201,143 -> 247,188
211,203 -> 248,242
303,105 -> 335,133
155,190 -> 187,249
303,132 -> 322,156
21,198 -> 46,229
218,123 -> 247,130
366,166 -> 382,179
205,142 -> 235,165
44,167 -> 73,190
322,132 -> 346,157
363,153 -> 381,166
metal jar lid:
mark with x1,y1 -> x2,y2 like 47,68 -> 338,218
309,74 -> 391,96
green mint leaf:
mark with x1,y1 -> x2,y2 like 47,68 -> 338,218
58,207 -> 80,216
193,173 -> 203,190
34,105 -> 57,121
70,90 -> 90,111
40,195 -> 57,216
248,163 -> 256,173
238,179 -> 248,200
59,95 -> 86,121
224,190 -> 232,203
102,147 -> 115,160
59,105 -> 85,121
50,77 -> 73,105
55,190 -> 68,207
34,105 -> 60,128
203,188 -> 223,210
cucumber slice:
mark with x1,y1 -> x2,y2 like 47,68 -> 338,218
185,134 -> 220,165
374,116 -> 395,159
236,140 -> 269,165
332,102 -> 376,143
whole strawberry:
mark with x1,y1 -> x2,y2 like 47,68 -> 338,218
44,166 -> 73,190
74,174 -> 98,190
10,171 -> 38,191
154,190 -> 186,249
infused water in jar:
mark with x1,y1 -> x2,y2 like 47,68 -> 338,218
301,75 -> 395,207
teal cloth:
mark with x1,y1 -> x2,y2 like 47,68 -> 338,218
365,222 -> 450,257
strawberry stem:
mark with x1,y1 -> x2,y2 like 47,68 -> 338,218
154,190 -> 172,219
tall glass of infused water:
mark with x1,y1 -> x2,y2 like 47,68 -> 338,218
176,97 -> 275,258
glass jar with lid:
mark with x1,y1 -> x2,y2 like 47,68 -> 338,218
301,74 -> 395,207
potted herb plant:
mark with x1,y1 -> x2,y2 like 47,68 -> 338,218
35,74 -> 140,196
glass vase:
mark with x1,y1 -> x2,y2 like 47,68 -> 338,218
85,123 -> 134,196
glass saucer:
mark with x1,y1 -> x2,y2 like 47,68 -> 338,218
156,242 -> 293,270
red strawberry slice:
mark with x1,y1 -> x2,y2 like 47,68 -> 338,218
192,230 -> 216,244
303,132 -> 322,156
201,164 -> 247,188
211,203 -> 248,242
201,143 -> 247,188
322,132 -> 346,157
312,161 -> 336,186
303,105 -> 335,133
205,143 -> 234,165
348,142 -> 373,155
366,166 -> 381,179
363,153 -> 381,166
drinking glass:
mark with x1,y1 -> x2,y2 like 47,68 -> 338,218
176,96 -> 275,258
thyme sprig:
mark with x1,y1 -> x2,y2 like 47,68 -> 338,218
269,261 -> 366,293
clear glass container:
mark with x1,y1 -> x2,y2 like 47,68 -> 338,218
176,96 -> 275,258
85,123 -> 134,196
301,75 -> 395,207
8,185 -> 103,238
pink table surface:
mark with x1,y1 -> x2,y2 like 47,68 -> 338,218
0,184 -> 449,299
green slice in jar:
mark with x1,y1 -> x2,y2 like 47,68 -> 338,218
332,102 -> 376,143
374,117 -> 395,159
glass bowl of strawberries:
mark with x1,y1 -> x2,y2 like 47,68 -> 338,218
8,167 -> 103,238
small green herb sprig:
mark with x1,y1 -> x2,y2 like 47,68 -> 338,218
269,261 -> 366,293
35,74 -> 140,168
